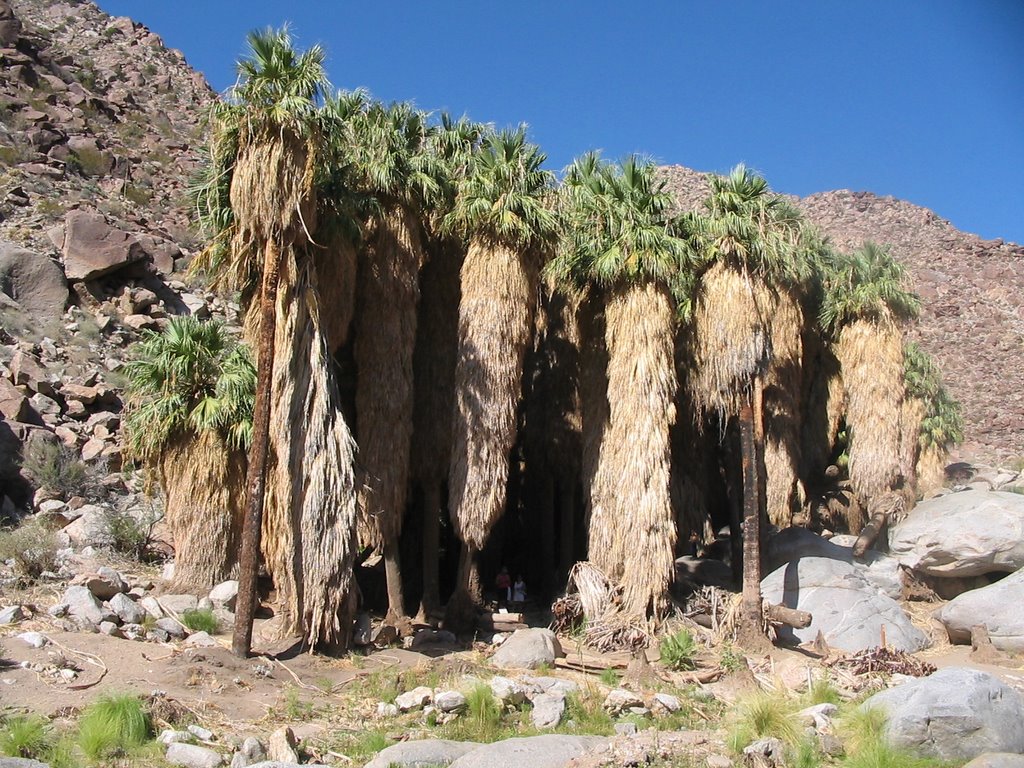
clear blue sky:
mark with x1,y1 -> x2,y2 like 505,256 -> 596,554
96,1 -> 1024,244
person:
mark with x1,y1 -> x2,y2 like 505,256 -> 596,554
512,574 -> 526,604
495,566 -> 511,603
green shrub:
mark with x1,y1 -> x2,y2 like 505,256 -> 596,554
67,147 -> 110,177
76,693 -> 150,759
598,668 -> 620,686
0,521 -> 59,579
0,715 -> 50,758
181,608 -> 218,634
659,629 -> 697,671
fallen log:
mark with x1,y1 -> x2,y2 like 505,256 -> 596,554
766,604 -> 812,629
476,618 -> 528,632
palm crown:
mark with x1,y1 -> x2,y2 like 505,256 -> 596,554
550,153 -> 693,304
445,126 -> 558,252
123,317 -> 256,464
819,241 -> 921,332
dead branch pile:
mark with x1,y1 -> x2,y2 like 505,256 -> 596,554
550,561 -> 652,651
826,646 -> 936,678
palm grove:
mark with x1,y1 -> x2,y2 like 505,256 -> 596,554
123,30 -> 963,656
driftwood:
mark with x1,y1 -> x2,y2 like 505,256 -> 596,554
853,492 -> 905,557
765,604 -> 812,629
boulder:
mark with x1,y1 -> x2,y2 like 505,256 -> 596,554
864,667 -> 1024,761
208,580 -> 238,610
395,686 -> 433,712
62,505 -> 108,547
603,688 -> 644,714
0,605 -> 25,624
266,727 -> 298,763
489,676 -> 526,706
530,693 -> 565,729
937,568 -> 1024,651
889,490 -> 1024,578
0,759 -> 51,768
490,628 -> 562,670
0,242 -> 68,320
59,210 -> 146,281
434,690 -> 467,713
447,735 -> 606,768
766,526 -> 904,599
963,756 -> 1024,768
363,739 -> 482,768
159,594 -> 199,615
62,585 -> 105,626
108,592 -> 147,625
761,557 -> 928,652
165,742 -> 223,768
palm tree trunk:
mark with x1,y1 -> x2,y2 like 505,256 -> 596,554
418,479 -> 442,618
737,379 -> 767,648
590,282 -> 677,619
233,239 -> 282,658
355,206 -> 424,619
558,478 -> 575,584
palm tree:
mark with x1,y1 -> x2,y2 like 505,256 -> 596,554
411,115 -> 483,618
685,165 -> 806,644
443,126 -> 558,627
549,154 -> 693,619
123,317 -> 254,591
819,242 -> 920,518
901,342 -> 963,495
198,27 -> 359,655
346,101 -> 442,621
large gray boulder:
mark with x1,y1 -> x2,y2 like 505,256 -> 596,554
363,739 -> 481,768
490,628 -> 562,670
448,735 -> 606,768
166,742 -> 223,768
0,758 -> 52,768
964,755 -> 1024,768
889,490 -> 1024,577
937,568 -> 1024,650
864,667 -> 1024,761
0,242 -> 68,321
761,557 -> 928,652
766,527 -> 904,599
57,210 -> 146,281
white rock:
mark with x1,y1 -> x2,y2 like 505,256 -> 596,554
603,688 -> 644,713
188,724 -> 214,741
653,692 -> 681,713
166,741 -> 223,768
490,628 -> 562,670
434,690 -> 467,713
937,567 -> 1024,651
17,631 -> 48,648
395,686 -> 433,712
530,692 -> 566,729
489,675 -> 526,706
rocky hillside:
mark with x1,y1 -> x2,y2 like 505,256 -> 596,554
660,166 -> 1024,462
0,0 -> 233,511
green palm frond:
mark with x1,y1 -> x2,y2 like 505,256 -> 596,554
904,342 -> 964,449
123,317 -> 256,463
689,164 -> 809,285
444,126 -> 558,252
819,241 -> 921,332
548,153 -> 695,311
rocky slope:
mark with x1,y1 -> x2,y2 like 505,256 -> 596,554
660,166 -> 1024,462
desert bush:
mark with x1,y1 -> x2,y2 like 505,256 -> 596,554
100,506 -> 160,561
20,441 -> 100,500
0,520 -> 59,579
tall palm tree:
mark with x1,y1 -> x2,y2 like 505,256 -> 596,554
443,127 -> 558,627
820,242 -> 920,518
347,101 -> 442,621
411,114 -> 483,618
123,317 -> 254,591
198,27 -> 359,655
549,154 -> 693,620
685,165 -> 806,644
